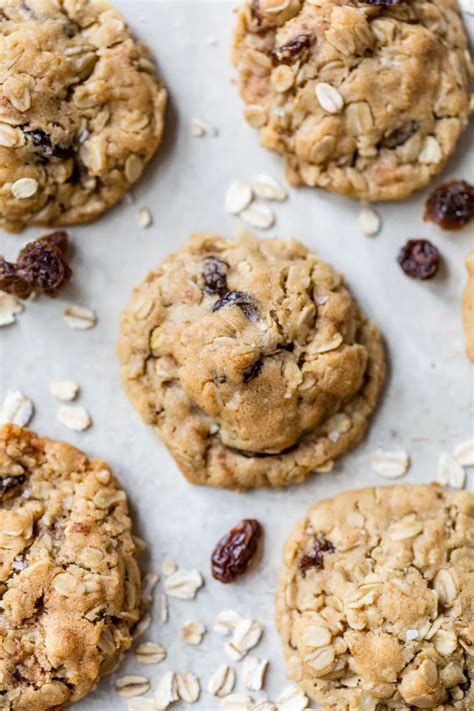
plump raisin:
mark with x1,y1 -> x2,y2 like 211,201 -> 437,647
397,239 -> 440,280
211,519 -> 262,583
299,536 -> 335,577
0,473 -> 26,496
272,34 -> 312,65
212,291 -> 259,322
0,231 -> 72,299
203,256 -> 229,296
243,359 -> 263,383
24,129 -> 74,160
424,180 -> 474,230
383,121 -> 418,149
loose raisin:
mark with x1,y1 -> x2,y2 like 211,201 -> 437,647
397,239 -> 440,280
0,231 -> 72,299
212,291 -> 259,322
424,180 -> 474,230
272,34 -> 312,65
243,359 -> 263,383
383,121 -> 418,149
203,256 -> 229,296
211,519 -> 262,583
299,536 -> 335,577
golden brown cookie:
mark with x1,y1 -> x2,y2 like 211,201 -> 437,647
232,0 -> 472,201
0,0 -> 167,231
276,483 -> 474,710
463,252 -> 474,362
0,425 -> 141,710
118,231 -> 385,490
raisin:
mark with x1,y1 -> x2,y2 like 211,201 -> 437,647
243,359 -> 263,383
24,129 -> 74,160
211,519 -> 262,583
424,180 -> 474,230
203,256 -> 229,296
0,231 -> 72,299
383,121 -> 418,149
299,536 -> 335,577
212,291 -> 259,322
272,34 -> 312,65
397,239 -> 440,280
0,474 -> 26,496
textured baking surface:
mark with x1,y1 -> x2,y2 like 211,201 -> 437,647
276,483 -> 474,709
0,2 -> 472,709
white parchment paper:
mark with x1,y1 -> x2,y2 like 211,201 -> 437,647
1,2 -> 473,708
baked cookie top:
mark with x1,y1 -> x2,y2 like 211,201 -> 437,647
0,0 -> 167,232
233,0 -> 472,202
118,231 -> 385,489
0,425 -> 141,711
276,483 -> 474,710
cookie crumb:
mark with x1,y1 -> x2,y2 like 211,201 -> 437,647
357,205 -> 381,236
0,292 -> 23,326
138,207 -> 152,228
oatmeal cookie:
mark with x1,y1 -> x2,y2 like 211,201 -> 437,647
0,0 -> 167,232
0,425 -> 141,710
276,483 -> 474,710
233,0 -> 472,201
118,231 -> 385,490
463,251 -> 474,362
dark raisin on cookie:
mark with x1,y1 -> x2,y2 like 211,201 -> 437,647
272,34 -> 312,65
299,536 -> 335,577
0,231 -> 72,299
0,473 -> 27,497
243,359 -> 263,384
424,180 -> 474,230
397,239 -> 440,280
203,256 -> 229,296
23,129 -> 74,160
212,290 -> 259,322
383,121 -> 419,149
211,519 -> 262,583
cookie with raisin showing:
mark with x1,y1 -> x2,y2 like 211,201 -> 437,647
0,425 -> 141,710
118,231 -> 385,490
233,0 -> 472,201
276,483 -> 474,710
0,0 -> 167,231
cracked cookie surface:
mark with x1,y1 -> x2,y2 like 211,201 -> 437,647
118,231 -> 385,490
0,0 -> 167,232
233,0 -> 472,201
0,425 -> 141,710
276,483 -> 474,710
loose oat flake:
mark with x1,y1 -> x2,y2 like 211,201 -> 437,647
276,686 -> 309,711
141,572 -> 160,606
180,620 -> 206,645
115,675 -> 150,698
135,642 -> 167,665
228,618 -> 263,659
0,390 -> 34,427
254,700 -> 276,711
251,174 -> 287,202
357,205 -> 381,236
240,202 -> 275,230
370,449 -> 410,478
225,181 -> 253,215
221,693 -> 254,711
155,672 -> 178,710
437,452 -> 466,489
64,304 -> 97,330
133,612 -> 152,640
208,665 -> 236,698
159,594 -> 169,623
127,699 -> 156,711
176,672 -> 200,703
0,291 -> 23,326
214,610 -> 245,635
57,405 -> 92,432
453,439 -> 474,467
164,568 -> 203,599
49,380 -> 79,402
243,656 -> 268,692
